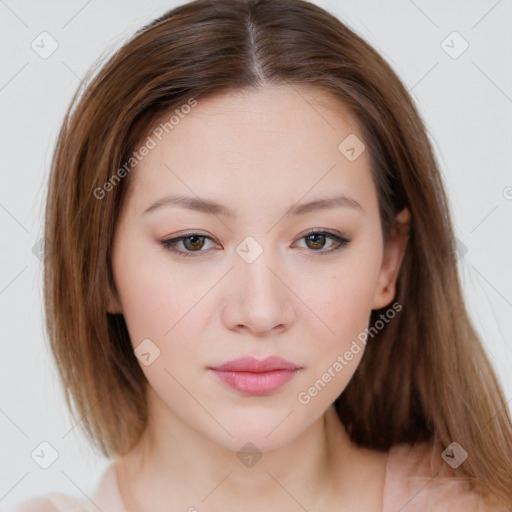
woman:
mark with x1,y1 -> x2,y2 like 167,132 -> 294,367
12,0 -> 512,510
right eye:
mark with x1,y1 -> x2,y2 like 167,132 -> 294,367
160,233 -> 219,257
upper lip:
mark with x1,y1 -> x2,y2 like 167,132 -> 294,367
209,356 -> 301,372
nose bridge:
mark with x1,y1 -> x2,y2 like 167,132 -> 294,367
241,246 -> 280,293
225,235 -> 294,334
239,238 -> 285,305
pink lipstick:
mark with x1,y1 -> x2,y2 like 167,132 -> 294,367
209,356 -> 301,396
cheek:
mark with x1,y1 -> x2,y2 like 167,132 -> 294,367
299,236 -> 382,400
296,251 -> 381,408
112,239 -> 204,349
314,244 -> 382,348
112,250 -> 212,402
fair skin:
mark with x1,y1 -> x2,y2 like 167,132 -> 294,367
109,84 -> 410,511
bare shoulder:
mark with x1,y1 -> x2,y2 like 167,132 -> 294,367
385,442 -> 511,511
8,496 -> 58,512
8,493 -> 93,512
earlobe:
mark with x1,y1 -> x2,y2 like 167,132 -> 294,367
372,207 -> 411,310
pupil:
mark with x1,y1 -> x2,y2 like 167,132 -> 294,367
308,234 -> 325,249
185,236 -> 203,250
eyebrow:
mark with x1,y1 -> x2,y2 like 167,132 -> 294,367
143,193 -> 364,217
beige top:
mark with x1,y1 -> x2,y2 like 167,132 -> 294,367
8,442 -> 505,512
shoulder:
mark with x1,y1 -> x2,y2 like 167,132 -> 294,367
383,442 -> 508,512
8,493 -> 93,512
8,496 -> 58,512
7,463 -> 119,512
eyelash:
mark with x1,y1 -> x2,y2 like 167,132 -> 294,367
160,229 -> 351,258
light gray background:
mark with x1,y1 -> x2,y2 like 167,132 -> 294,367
1,0 -> 511,507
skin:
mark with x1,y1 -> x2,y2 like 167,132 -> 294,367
109,84 -> 411,511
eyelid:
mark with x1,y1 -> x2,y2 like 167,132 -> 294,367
294,227 -> 342,240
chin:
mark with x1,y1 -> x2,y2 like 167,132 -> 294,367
212,429 -> 296,455
200,405 -> 313,453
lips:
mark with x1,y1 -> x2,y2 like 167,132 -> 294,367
209,356 -> 301,373
209,356 -> 302,396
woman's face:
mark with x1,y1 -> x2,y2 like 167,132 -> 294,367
110,85 -> 407,452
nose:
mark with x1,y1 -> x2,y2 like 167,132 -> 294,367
221,249 -> 295,337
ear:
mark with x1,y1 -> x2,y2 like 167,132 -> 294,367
372,207 -> 411,310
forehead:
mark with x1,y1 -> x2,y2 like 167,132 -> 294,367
160,84 -> 361,144
124,84 -> 375,217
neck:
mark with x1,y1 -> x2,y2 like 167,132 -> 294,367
116,393 -> 357,511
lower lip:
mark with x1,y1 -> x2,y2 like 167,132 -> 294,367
210,369 -> 298,395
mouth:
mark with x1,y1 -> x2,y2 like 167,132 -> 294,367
209,356 -> 302,396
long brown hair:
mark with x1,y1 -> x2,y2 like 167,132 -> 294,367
44,0 -> 512,506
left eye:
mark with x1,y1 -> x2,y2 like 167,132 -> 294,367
160,230 -> 350,257
296,231 -> 350,252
